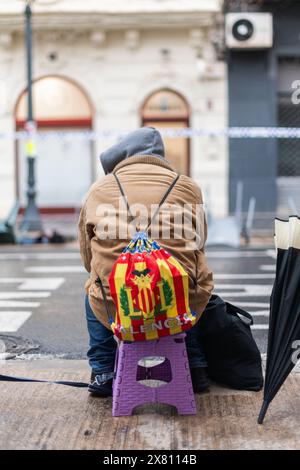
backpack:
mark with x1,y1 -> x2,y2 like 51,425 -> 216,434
101,172 -> 196,342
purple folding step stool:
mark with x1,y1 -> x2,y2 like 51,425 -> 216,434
112,333 -> 196,416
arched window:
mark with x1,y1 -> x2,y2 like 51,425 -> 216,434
142,89 -> 190,175
15,76 -> 93,210
15,75 -> 92,127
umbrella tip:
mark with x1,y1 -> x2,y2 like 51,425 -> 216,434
258,400 -> 269,425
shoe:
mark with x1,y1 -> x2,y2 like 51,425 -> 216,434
190,367 -> 210,393
88,372 -> 114,397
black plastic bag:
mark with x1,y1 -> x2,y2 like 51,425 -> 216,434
198,295 -> 264,391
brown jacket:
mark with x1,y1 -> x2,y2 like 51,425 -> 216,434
78,155 -> 213,328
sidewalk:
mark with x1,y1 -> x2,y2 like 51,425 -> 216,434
1,359 -> 300,450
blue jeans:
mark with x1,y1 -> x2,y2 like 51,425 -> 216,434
85,295 -> 207,374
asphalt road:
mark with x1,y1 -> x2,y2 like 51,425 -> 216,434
0,244 -> 276,358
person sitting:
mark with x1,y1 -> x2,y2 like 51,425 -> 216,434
78,127 -> 214,397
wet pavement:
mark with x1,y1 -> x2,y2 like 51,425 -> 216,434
0,359 -> 299,450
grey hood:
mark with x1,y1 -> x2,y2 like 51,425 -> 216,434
100,127 -> 165,174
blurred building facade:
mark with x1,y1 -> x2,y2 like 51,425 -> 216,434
226,0 -> 300,226
0,0 -> 227,219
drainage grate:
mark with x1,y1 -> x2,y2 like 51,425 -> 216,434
0,334 -> 39,359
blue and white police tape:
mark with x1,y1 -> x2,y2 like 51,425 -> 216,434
1,127 -> 300,140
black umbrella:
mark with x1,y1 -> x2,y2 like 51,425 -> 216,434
258,216 -> 300,424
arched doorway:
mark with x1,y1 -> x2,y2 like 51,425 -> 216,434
142,89 -> 190,175
15,75 -> 93,211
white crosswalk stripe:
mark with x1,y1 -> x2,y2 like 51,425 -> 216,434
260,264 -> 276,271
0,311 -> 32,332
214,273 -> 275,279
215,283 -> 272,291
18,278 -> 65,291
25,266 -> 85,273
215,284 -> 272,297
207,250 -> 274,258
0,277 -> 65,290
0,276 -> 65,332
233,302 -> 269,308
251,325 -> 269,330
266,249 -> 277,259
217,290 -> 271,298
249,310 -> 270,317
0,301 -> 40,308
0,292 -> 51,299
0,252 -> 80,260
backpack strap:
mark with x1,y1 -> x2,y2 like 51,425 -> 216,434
113,172 -> 180,233
146,173 -> 180,231
113,173 -> 135,223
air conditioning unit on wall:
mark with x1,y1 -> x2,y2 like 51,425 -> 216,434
226,12 -> 273,49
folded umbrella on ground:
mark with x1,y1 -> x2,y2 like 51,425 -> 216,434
258,216 -> 300,424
